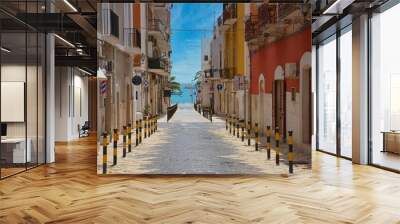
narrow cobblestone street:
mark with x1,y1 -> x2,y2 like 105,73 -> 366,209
98,104 -> 308,175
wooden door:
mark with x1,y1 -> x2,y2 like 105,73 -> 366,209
274,80 -> 286,138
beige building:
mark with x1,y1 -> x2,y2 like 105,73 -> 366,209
97,3 -> 141,136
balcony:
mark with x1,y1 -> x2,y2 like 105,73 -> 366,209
148,19 -> 166,33
148,57 -> 169,76
245,15 -> 258,42
123,28 -> 141,53
221,68 -> 234,80
148,19 -> 169,45
217,15 -> 223,27
148,57 -> 165,70
258,4 -> 277,26
222,4 -> 237,27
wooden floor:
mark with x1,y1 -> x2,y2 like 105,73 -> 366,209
1,136 -> 400,223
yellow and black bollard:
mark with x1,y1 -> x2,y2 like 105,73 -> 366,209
241,121 -> 245,142
113,128 -> 119,165
247,121 -> 251,146
127,123 -> 132,153
135,120 -> 139,146
149,117 -> 152,136
139,119 -> 143,143
152,116 -> 155,134
266,126 -> 271,160
233,117 -> 236,136
144,117 -> 147,139
236,120 -> 240,139
152,116 -> 155,133
225,115 -> 228,131
152,117 -> 154,135
255,123 -> 259,151
122,126 -> 127,158
102,132 -> 109,174
148,117 -> 150,138
229,116 -> 232,134
288,130 -> 294,173
155,115 -> 158,131
275,127 -> 280,165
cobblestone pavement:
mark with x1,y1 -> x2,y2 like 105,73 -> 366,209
98,104 -> 309,175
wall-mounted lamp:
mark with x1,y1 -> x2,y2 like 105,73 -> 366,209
78,67 -> 93,76
1,47 -> 11,53
54,34 -> 75,48
63,0 -> 78,12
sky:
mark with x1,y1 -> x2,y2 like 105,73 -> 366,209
171,3 -> 222,84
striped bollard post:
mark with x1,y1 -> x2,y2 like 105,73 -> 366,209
152,116 -> 155,134
225,115 -> 228,130
139,119 -> 142,143
247,121 -> 251,146
275,127 -> 280,165
144,117 -> 147,139
266,126 -> 271,160
152,116 -> 155,133
255,123 -> 259,151
135,120 -> 139,146
236,120 -> 240,139
122,126 -> 127,158
229,116 -> 232,134
233,117 -> 236,136
149,117 -> 152,136
241,121 -> 244,142
155,115 -> 158,131
113,129 -> 119,165
147,117 -> 150,137
288,130 -> 294,174
102,132 -> 109,174
127,123 -> 132,152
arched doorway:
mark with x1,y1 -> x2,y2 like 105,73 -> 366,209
273,66 -> 285,139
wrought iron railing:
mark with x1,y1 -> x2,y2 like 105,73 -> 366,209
124,28 -> 141,48
223,3 -> 237,24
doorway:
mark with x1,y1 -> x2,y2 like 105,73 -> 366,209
274,80 -> 286,139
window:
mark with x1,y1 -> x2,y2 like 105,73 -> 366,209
370,3 -> 400,171
317,35 -> 337,154
340,27 -> 352,158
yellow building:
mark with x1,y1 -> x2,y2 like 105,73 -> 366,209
222,3 -> 245,118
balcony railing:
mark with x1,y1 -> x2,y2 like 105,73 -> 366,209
148,57 -> 165,70
148,19 -> 170,42
148,19 -> 166,33
245,15 -> 259,42
222,4 -> 237,25
217,15 -> 223,27
258,4 -> 277,26
124,28 -> 141,49
221,68 -> 234,79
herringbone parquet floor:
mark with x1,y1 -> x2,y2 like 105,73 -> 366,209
1,136 -> 400,223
